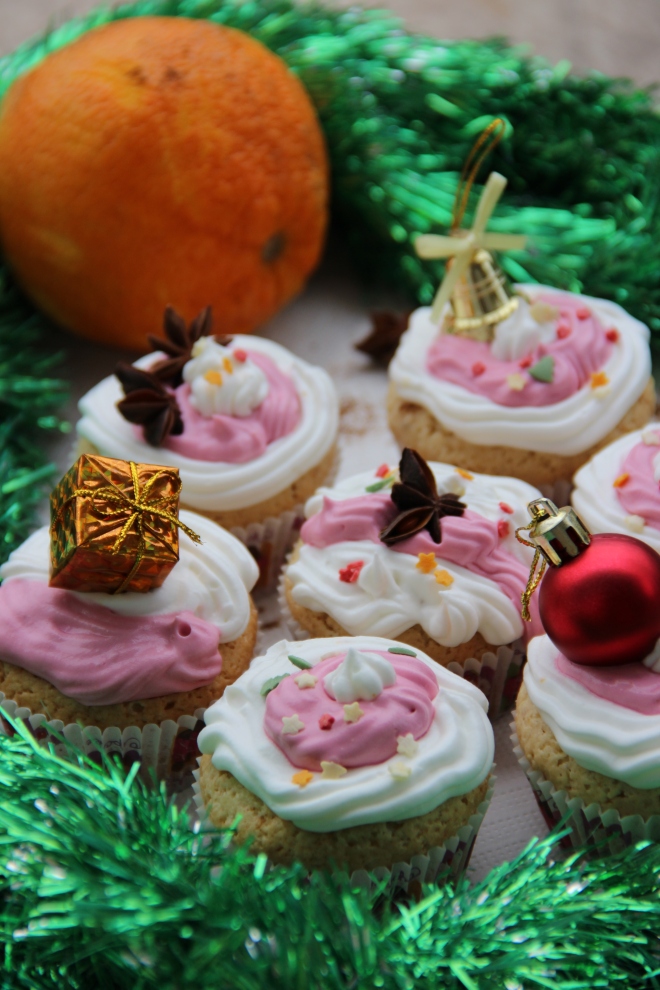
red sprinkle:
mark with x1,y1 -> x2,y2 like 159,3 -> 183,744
339,560 -> 364,583
606,328 -> 619,343
471,361 -> 486,377
233,348 -> 248,362
518,355 -> 533,369
497,519 -> 510,538
499,501 -> 514,514
556,324 -> 571,339
375,463 -> 390,478
319,714 -> 335,731
576,306 -> 591,320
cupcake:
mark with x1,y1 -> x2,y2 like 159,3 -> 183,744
572,425 -> 660,553
196,635 -> 494,882
76,307 -> 339,589
387,288 -> 654,490
0,458 -> 259,780
514,634 -> 660,851
281,448 -> 543,714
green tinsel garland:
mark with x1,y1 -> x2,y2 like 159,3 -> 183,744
2,2 -> 660,985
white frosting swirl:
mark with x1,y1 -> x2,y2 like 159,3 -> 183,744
389,286 -> 651,456
286,464 -> 540,646
524,635 -> 660,789
0,511 -> 258,643
323,646 -> 396,702
184,338 -> 269,417
572,428 -> 660,555
199,635 -> 493,831
76,335 -> 339,511
490,296 -> 558,361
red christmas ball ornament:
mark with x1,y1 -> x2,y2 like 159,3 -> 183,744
519,499 -> 660,667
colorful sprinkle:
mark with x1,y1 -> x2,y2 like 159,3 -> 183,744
613,473 -> 630,488
343,702 -> 364,723
590,371 -> 610,389
416,552 -> 436,574
499,502 -> 514,514
365,478 -> 393,493
292,770 -> 314,788
471,361 -> 486,377
435,568 -> 454,587
529,301 -> 560,323
389,760 -> 412,780
233,348 -> 248,362
497,519 -> 510,538
260,674 -> 289,697
375,463 -> 391,478
506,373 -> 527,392
396,734 -> 418,758
555,324 -> 571,340
605,328 -> 619,343
576,306 -> 591,320
339,560 -> 364,583
204,369 -> 223,385
518,355 -> 533,369
528,355 -> 555,383
318,714 -> 335,731
387,646 -> 416,656
288,654 -> 312,670
282,714 -> 305,735
455,467 -> 473,480
320,761 -> 347,780
295,672 -> 318,689
642,430 -> 660,446
624,514 -> 645,533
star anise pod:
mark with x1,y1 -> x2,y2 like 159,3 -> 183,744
115,363 -> 184,447
147,305 -> 216,386
354,310 -> 412,364
379,448 -> 466,546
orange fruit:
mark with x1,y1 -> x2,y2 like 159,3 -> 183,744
0,17 -> 328,350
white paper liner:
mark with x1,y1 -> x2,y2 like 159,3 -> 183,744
510,720 -> 660,854
192,765 -> 494,895
277,565 -> 524,719
0,692 -> 206,790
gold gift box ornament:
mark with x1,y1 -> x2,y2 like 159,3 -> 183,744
49,454 -> 201,595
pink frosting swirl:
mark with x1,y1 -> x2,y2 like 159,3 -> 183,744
556,652 -> 660,716
300,493 -> 542,636
0,580 -> 222,706
143,350 -> 301,463
264,652 -> 438,770
616,430 -> 660,529
426,294 -> 612,407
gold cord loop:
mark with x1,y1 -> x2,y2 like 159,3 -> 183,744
451,118 -> 506,232
515,521 -> 546,622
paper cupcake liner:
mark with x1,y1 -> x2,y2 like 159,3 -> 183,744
510,721 -> 660,854
192,767 -> 493,896
277,569 -> 524,720
0,692 -> 206,791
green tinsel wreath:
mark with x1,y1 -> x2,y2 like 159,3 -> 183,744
2,1 -> 660,985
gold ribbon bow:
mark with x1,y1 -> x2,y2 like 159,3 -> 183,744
56,460 -> 201,594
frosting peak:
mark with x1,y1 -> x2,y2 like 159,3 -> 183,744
490,296 -> 559,361
183,337 -> 269,417
323,646 -> 396,702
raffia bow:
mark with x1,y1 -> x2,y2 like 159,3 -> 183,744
55,460 -> 201,594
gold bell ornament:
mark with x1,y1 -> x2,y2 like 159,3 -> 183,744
415,120 -> 527,341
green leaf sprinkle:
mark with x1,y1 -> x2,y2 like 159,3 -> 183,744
288,654 -> 312,670
387,646 -> 417,656
365,477 -> 394,493
260,674 -> 290,696
528,355 -> 555,383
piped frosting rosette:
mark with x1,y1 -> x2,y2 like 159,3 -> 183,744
572,426 -> 660,554
389,287 -> 651,456
197,635 -> 493,887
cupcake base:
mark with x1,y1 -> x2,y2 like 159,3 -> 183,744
195,757 -> 492,886
386,377 -> 656,489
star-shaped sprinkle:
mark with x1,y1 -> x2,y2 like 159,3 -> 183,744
642,430 -> 660,446
624,514 -> 645,533
416,552 -> 436,574
147,305 -> 215,387
343,702 -> 364,723
295,673 -> 317,689
529,301 -> 560,324
396,734 -> 418,758
506,373 -> 527,392
590,371 -> 609,389
389,760 -> 412,780
379,448 -> 466,547
613,473 -> 630,488
292,770 -> 314,788
282,714 -> 305,735
320,761 -> 347,780
435,569 -> 454,587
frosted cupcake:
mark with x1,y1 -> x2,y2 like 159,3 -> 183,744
281,449 -> 543,714
76,307 -> 339,588
197,635 -> 494,883
388,289 -> 654,490
572,425 -> 660,553
0,509 -> 259,778
514,634 -> 660,851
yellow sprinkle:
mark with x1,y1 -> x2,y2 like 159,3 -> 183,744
613,473 -> 630,488
416,552 -> 436,574
396,734 -> 418,758
222,356 -> 234,374
590,371 -> 609,389
506,373 -> 527,392
435,569 -> 454,587
204,369 -> 223,385
295,672 -> 317,689
455,467 -> 473,480
292,770 -> 314,788
343,702 -> 364,723
529,301 -> 560,324
320,761 -> 347,780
